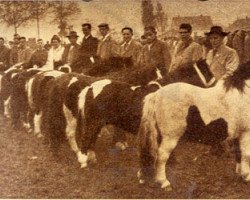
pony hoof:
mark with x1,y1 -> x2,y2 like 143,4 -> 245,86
115,142 -> 127,151
80,163 -> 88,168
87,151 -> 97,163
161,180 -> 171,190
242,173 -> 250,182
235,163 -> 241,174
139,179 -> 145,184
163,185 -> 172,192
37,133 -> 43,138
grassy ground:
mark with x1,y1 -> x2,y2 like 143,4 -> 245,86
0,115 -> 250,199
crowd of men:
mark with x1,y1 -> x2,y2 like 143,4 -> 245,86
0,22 -> 247,82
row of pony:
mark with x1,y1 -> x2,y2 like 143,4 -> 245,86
1,57 -> 245,191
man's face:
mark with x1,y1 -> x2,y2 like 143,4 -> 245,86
209,33 -> 224,49
68,37 -> 78,44
51,39 -> 60,49
99,27 -> 109,37
82,26 -> 91,36
37,40 -> 43,48
179,28 -> 191,41
0,39 -> 4,47
19,39 -> 26,48
144,30 -> 156,44
122,29 -> 133,42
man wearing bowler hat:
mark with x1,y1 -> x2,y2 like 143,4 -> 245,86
62,31 -> 81,72
205,26 -> 239,80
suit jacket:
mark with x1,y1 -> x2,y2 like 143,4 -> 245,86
169,40 -> 203,72
206,44 -> 239,80
18,46 -> 32,68
9,45 -> 19,66
139,39 -> 171,75
76,35 -> 99,70
0,45 -> 10,70
62,43 -> 81,66
97,34 -> 119,61
119,39 -> 142,66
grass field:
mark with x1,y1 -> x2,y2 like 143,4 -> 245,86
0,115 -> 250,199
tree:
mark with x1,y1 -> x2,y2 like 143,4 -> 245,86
0,1 -> 34,34
50,1 -> 81,39
141,0 -> 155,28
155,1 -> 168,33
28,1 -> 51,39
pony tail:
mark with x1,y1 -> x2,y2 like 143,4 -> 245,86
138,92 -> 159,179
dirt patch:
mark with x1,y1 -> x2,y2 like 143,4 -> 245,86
0,115 -> 249,198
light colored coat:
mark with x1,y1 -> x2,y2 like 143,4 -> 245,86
97,34 -> 119,61
169,40 -> 203,72
206,44 -> 239,80
119,39 -> 142,66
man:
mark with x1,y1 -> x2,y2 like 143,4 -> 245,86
119,27 -> 141,66
17,37 -> 32,68
27,39 -> 48,68
9,34 -> 20,66
139,26 -> 171,76
0,37 -> 10,71
62,31 -> 81,72
205,26 -> 239,80
97,23 -> 119,63
169,23 -> 203,73
78,23 -> 99,71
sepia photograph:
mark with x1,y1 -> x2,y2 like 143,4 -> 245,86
0,0 -> 250,198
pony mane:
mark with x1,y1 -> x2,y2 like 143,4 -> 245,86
223,60 -> 250,93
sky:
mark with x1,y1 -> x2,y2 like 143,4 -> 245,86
0,0 -> 249,42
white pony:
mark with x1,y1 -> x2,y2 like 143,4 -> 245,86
138,61 -> 250,190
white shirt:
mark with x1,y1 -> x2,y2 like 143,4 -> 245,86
43,45 -> 64,70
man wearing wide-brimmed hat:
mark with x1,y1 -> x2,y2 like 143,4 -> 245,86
62,31 -> 81,72
205,26 -> 239,80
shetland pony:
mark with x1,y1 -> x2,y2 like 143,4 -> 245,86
138,61 -> 250,190
46,67 -> 162,167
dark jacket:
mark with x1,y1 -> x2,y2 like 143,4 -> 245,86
62,43 -> 81,72
139,39 -> 171,76
27,48 -> 48,68
0,45 -> 10,70
77,35 -> 99,71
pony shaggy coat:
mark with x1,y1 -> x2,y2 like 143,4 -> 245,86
138,61 -> 250,190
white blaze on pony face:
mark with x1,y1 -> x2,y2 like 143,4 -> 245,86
131,86 -> 141,91
156,68 -> 163,80
91,79 -> 111,99
67,77 -> 78,87
11,73 -> 18,79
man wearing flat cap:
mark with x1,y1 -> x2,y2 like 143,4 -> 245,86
62,31 -> 81,72
77,23 -> 99,72
97,23 -> 119,64
205,26 -> 239,80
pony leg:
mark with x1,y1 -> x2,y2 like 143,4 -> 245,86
239,132 -> 250,181
63,104 -> 88,168
34,112 -> 43,137
4,97 -> 11,118
155,137 -> 178,190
